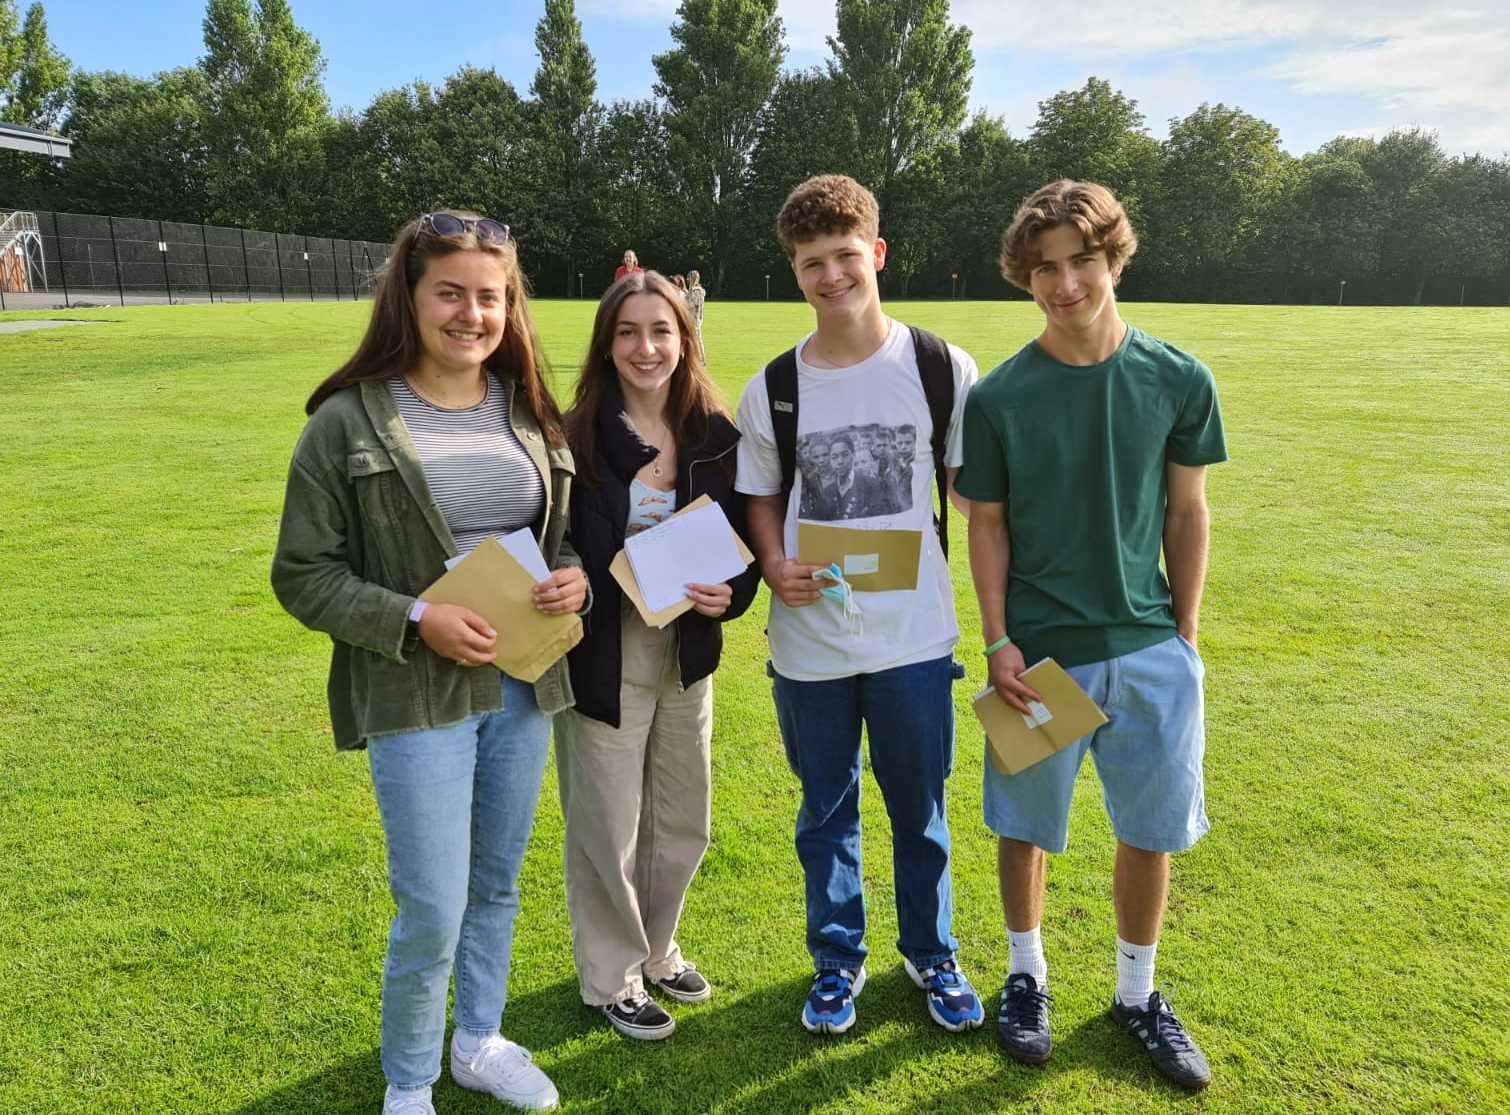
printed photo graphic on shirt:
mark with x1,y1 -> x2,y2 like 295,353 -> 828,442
797,423 -> 917,521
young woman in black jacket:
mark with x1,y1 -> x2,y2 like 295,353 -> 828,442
557,270 -> 759,1040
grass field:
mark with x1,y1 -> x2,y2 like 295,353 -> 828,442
1,298 -> 1506,1114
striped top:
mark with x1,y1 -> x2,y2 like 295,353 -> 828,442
389,376 -> 546,556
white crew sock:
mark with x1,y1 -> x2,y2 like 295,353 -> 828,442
452,1027 -> 498,1057
1008,926 -> 1048,987
1115,937 -> 1158,1011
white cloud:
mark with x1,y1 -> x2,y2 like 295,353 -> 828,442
959,0 -> 1507,154
574,0 -> 1508,154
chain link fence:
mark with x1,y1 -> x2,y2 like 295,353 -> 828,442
0,209 -> 392,310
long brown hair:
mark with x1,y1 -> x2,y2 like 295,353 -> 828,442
304,210 -> 565,446
567,270 -> 726,483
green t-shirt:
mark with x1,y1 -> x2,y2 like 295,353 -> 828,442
955,325 -> 1227,668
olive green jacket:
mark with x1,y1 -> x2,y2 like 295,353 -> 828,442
270,375 -> 579,750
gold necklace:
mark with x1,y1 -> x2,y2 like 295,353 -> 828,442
406,372 -> 486,410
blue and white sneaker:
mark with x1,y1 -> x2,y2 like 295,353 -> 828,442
801,966 -> 866,1034
903,956 -> 986,1032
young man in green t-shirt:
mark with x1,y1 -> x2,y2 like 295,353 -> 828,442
954,180 -> 1227,1090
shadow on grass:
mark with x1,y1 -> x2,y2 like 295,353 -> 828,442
233,971 -> 1204,1114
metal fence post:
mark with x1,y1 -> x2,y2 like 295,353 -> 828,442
275,235 -> 286,301
108,216 -> 126,307
331,242 -> 340,302
157,220 -> 173,304
53,212 -> 71,307
304,240 -> 314,302
240,228 -> 251,302
201,224 -> 215,303
347,240 -> 357,300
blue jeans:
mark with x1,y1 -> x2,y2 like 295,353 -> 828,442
367,674 -> 550,1089
771,654 -> 962,973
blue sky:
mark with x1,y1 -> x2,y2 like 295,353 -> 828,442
45,0 -> 1508,157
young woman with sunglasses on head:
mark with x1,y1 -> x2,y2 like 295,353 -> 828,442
554,270 -> 759,1040
272,211 -> 585,1114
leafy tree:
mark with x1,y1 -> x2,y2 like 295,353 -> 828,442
527,0 -> 601,295
1358,128 -> 1448,304
826,0 -> 971,220
743,68 -> 852,292
199,0 -> 329,229
1158,103 -> 1287,298
653,0 -> 785,293
593,99 -> 682,290
353,68 -> 530,243
0,1 -> 69,128
57,68 -> 209,221
931,112 -> 1033,299
1027,78 -> 1162,230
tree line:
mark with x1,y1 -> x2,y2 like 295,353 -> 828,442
4,0 -> 1509,304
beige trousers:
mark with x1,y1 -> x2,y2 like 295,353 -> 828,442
555,602 -> 714,1005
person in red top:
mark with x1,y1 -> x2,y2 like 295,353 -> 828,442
614,249 -> 644,282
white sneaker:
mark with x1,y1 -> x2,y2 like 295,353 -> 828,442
382,1085 -> 436,1115
450,1033 -> 560,1111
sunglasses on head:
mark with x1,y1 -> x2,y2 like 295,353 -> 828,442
418,213 -> 511,246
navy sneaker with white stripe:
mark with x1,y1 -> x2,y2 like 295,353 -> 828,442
903,957 -> 986,1032
801,966 -> 866,1034
1110,990 -> 1212,1090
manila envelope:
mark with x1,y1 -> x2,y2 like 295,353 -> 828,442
611,494 -> 756,628
796,522 -> 922,592
420,536 -> 583,683
973,658 -> 1109,776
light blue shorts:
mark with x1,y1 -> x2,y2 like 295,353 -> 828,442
982,634 -> 1209,855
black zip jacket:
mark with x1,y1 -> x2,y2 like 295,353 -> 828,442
565,394 -> 760,727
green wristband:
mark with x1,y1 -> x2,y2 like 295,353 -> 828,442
983,635 -> 1013,657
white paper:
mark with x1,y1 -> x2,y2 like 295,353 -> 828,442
843,552 -> 880,576
445,530 -> 551,583
1020,700 -> 1054,731
496,528 -> 552,583
625,501 -> 748,614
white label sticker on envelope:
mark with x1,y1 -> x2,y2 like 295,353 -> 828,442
1020,701 -> 1054,730
843,552 -> 880,576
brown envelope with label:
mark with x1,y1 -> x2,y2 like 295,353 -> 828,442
610,494 -> 756,628
973,658 -> 1109,776
796,522 -> 922,592
419,536 -> 583,683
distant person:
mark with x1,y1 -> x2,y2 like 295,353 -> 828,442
686,270 -> 706,335
614,250 -> 644,283
558,270 -> 759,1041
957,180 -> 1227,1090
271,211 -> 587,1115
671,274 -> 688,295
734,174 -> 984,1036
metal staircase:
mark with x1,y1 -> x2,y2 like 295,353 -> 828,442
0,210 -> 48,293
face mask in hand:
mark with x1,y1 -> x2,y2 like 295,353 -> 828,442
813,563 -> 863,634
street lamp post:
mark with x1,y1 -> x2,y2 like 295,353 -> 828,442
951,272 -> 958,299
578,273 -> 584,299
1338,279 -> 1347,306
764,274 -> 771,301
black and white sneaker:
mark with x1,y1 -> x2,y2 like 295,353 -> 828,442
1110,990 -> 1211,1090
650,964 -> 712,1003
602,992 -> 676,1040
997,973 -> 1052,1064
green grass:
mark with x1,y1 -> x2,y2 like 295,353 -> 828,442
1,298 -> 1506,1113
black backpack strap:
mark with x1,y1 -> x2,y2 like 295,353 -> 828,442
909,325 -> 956,559
765,346 -> 800,514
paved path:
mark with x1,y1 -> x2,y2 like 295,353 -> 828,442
0,319 -> 110,334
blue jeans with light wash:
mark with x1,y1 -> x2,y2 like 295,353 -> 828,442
771,654 -> 963,974
367,674 -> 550,1089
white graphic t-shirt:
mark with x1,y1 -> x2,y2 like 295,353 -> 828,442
735,319 -> 978,681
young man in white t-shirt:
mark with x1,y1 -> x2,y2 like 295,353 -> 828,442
734,174 -> 984,1036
